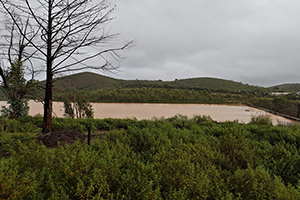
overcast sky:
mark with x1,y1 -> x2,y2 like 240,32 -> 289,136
104,0 -> 300,87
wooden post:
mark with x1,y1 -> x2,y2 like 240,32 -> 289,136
87,125 -> 91,146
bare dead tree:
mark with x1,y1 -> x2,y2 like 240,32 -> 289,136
0,0 -> 133,132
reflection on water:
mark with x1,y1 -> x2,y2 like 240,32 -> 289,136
0,100 -> 293,125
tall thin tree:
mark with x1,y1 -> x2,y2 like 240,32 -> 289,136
0,0 -> 133,132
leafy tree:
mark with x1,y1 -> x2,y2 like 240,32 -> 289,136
63,101 -> 74,119
1,0 -> 133,132
63,92 -> 93,119
0,61 -> 31,118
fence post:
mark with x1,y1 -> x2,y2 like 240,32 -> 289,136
87,125 -> 91,146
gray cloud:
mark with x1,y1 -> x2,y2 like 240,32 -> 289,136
108,0 -> 300,86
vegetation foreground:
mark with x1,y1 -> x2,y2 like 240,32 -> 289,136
1,115 -> 300,199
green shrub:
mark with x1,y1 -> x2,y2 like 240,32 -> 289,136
229,167 -> 299,199
249,115 -> 272,125
1,117 -> 300,199
51,118 -> 85,132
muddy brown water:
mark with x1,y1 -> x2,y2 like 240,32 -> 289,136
0,100 -> 293,125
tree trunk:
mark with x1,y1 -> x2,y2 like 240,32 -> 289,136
42,1 -> 53,133
42,75 -> 52,133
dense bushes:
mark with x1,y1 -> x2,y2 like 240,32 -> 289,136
1,116 -> 300,199
249,114 -> 272,125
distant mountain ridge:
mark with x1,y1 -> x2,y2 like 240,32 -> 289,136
51,72 -> 269,93
268,83 -> 300,92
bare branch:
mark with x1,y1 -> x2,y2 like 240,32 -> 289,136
0,1 -> 47,57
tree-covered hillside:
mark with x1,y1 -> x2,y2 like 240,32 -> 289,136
269,83 -> 300,92
51,72 -> 269,94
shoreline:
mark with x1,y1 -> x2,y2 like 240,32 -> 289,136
0,100 -> 292,125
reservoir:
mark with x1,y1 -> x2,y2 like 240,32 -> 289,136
0,100 -> 293,125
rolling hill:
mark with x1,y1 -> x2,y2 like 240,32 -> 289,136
268,83 -> 300,92
50,72 -> 269,94
53,72 -> 120,92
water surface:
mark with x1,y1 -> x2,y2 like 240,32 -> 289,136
0,100 -> 292,125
